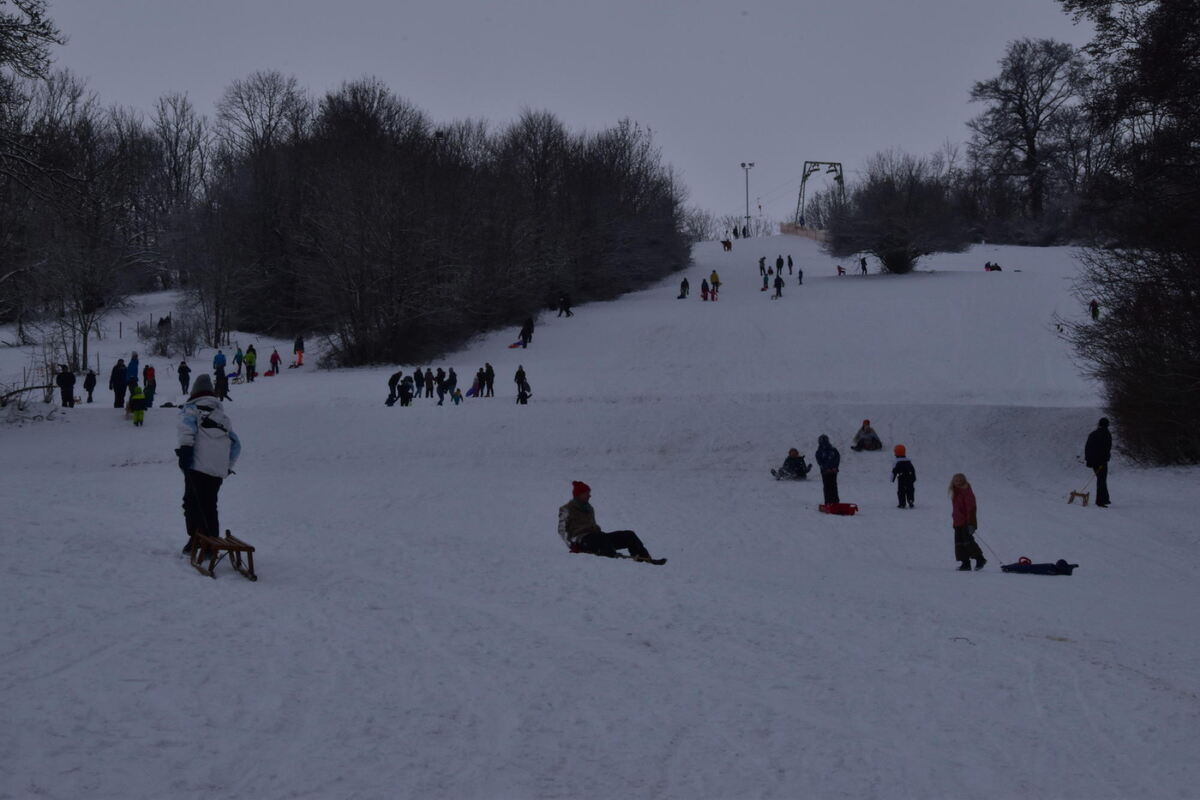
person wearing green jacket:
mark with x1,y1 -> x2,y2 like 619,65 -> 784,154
244,346 -> 258,382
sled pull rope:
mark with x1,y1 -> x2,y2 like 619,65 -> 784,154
976,534 -> 1006,566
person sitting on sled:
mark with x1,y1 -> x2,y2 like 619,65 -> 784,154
771,448 -> 811,480
558,481 -> 659,562
850,419 -> 882,451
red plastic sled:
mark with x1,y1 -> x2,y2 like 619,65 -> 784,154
819,503 -> 858,516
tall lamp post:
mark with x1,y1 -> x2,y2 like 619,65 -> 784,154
740,161 -> 754,236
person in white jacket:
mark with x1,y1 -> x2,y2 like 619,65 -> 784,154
177,373 -> 241,554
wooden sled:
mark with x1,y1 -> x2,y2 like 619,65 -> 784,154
1068,490 -> 1090,507
188,529 -> 258,581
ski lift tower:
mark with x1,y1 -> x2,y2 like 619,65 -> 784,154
793,161 -> 845,228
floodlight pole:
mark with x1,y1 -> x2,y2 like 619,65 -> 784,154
740,162 -> 755,235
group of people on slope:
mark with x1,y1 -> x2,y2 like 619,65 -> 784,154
676,270 -> 723,301
101,352 -> 157,425
387,364 -> 531,406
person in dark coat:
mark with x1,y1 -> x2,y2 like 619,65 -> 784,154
815,434 -> 841,504
126,352 -> 139,384
519,317 -> 534,348
678,278 -> 689,299
446,368 -> 458,395
387,371 -> 402,403
557,294 -> 573,318
771,448 -> 811,480
700,278 -> 710,301
83,369 -> 97,403
55,365 -> 76,408
1084,417 -> 1113,507
787,254 -> 793,274
775,255 -> 784,275
293,336 -> 305,367
398,376 -> 415,406
109,359 -> 127,408
1089,300 -> 1100,321
484,363 -> 495,397
514,365 -> 528,395
424,368 -> 435,398
759,256 -> 767,277
797,267 -> 804,286
177,361 -> 192,395
215,369 -> 232,402
950,473 -> 985,570
773,274 -> 784,298
860,257 -> 868,275
516,381 -> 532,404
891,444 -> 916,508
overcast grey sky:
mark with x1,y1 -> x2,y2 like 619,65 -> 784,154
48,0 -> 1090,224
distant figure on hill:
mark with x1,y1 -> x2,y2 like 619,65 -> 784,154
399,375 -> 415,406
519,317 -> 534,348
678,277 -> 689,299
700,278 -> 710,301
215,369 -> 232,402
387,371 -> 402,404
851,420 -> 883,451
143,365 -> 157,408
558,481 -> 661,562
177,361 -> 192,395
557,293 -> 573,318
293,336 -> 305,367
425,368 -> 435,398
446,368 -> 458,397
771,448 -> 811,480
891,445 -> 916,508
776,255 -> 784,275
741,224 -> 748,238
55,365 -> 76,408
773,274 -> 784,299
732,227 -> 740,240
761,271 -> 769,292
451,387 -> 464,405
1084,417 -> 1112,508
815,435 -> 841,505
109,359 -> 127,408
244,346 -> 257,382
709,270 -> 721,299
516,380 -> 532,404
83,369 -> 96,403
787,254 -> 793,274
860,257 -> 868,275
269,349 -> 282,374
759,256 -> 767,277
836,265 -> 846,276
484,363 -> 495,397
127,352 -> 139,384
721,238 -> 732,251
950,473 -> 985,571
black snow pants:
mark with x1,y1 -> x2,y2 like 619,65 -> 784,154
576,530 -> 650,560
821,471 -> 840,505
183,470 -> 224,541
953,525 -> 984,563
113,385 -> 126,408
897,478 -> 915,507
1094,465 -> 1110,506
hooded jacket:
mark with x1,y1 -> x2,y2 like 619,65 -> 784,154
178,394 -> 241,478
815,436 -> 840,473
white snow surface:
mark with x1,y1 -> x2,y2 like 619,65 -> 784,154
2,237 -> 1199,800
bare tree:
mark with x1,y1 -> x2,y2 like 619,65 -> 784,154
968,38 -> 1085,221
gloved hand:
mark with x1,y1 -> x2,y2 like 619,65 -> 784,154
176,446 -> 194,471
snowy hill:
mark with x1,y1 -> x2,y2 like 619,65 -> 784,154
2,236 -> 1198,799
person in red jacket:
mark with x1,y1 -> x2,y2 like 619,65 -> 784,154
270,349 -> 282,374
950,473 -> 985,571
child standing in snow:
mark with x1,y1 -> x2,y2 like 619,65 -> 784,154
129,382 -> 147,426
950,473 -> 985,571
891,445 -> 916,508
451,387 -> 464,405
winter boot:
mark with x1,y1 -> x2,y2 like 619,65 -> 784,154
957,561 -> 972,571
975,557 -> 987,571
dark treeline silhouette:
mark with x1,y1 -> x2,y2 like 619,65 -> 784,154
1,6 -> 689,367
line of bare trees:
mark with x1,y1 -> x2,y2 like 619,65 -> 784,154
2,4 -> 689,369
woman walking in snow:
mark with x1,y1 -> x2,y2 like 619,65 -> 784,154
949,473 -> 985,571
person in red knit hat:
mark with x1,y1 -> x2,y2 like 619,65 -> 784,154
557,481 -> 663,563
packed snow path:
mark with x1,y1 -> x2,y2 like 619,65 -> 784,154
2,237 -> 1198,799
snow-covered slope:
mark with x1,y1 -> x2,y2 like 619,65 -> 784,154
2,237 -> 1198,800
